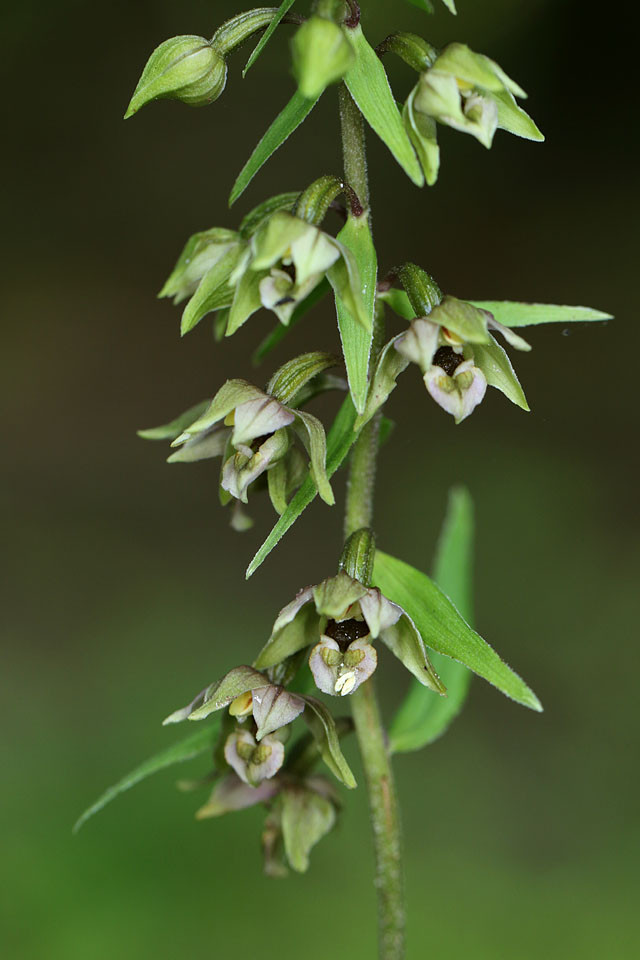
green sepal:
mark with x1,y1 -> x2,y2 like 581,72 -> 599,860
300,695 -> 357,788
159,228 -> 239,304
427,296 -> 492,343
390,488 -> 473,753
255,603 -> 320,670
230,91 -> 320,206
292,410 -> 335,505
313,571 -> 368,618
246,396 -> 359,578
281,786 -> 336,872
333,213 -> 377,413
73,724 -> 219,832
354,335 -> 409,431
226,265 -> 267,337
243,0 -> 297,76
213,308 -> 229,341
180,245 -> 244,336
403,87 -> 440,186
373,550 -> 542,712
167,428 -> 228,463
469,301 -> 612,327
124,37 -> 227,119
379,612 -> 446,694
137,400 -> 210,441
492,88 -> 544,141
267,351 -> 338,405
467,338 -> 530,411
173,380 -> 264,441
165,666 -> 271,724
292,17 -> 355,99
344,25 -> 425,186
433,43 -> 524,97
239,192 -> 300,239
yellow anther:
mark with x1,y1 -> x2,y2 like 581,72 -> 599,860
229,690 -> 253,717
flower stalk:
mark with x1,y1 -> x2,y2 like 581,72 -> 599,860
340,78 -> 406,960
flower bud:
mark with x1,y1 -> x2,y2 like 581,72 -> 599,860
124,36 -> 227,119
291,17 -> 355,100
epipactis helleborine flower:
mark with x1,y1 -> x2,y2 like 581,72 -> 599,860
170,378 -> 334,506
257,571 -> 445,697
412,42 -> 543,150
395,295 -> 531,423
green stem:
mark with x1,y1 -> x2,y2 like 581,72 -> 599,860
339,83 -> 406,960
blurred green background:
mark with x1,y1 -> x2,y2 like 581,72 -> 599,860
3,0 -> 638,957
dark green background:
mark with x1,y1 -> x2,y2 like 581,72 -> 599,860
3,1 -> 638,957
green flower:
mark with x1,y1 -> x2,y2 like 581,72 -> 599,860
412,42 -> 543,150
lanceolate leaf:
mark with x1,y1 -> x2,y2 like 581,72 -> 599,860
373,549 -> 542,711
470,301 -> 612,328
334,214 -> 377,413
246,396 -> 359,578
243,0 -> 297,77
73,724 -> 219,833
344,25 -> 424,187
389,488 -> 474,753
229,90 -> 320,206
383,291 -> 612,329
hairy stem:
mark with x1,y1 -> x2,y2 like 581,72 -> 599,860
339,83 -> 406,960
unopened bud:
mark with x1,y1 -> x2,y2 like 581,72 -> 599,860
291,17 -> 355,100
124,36 -> 227,118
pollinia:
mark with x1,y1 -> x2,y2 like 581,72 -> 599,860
77,3 -> 610,957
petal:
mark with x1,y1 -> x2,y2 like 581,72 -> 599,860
172,379 -> 264,442
360,588 -> 403,638
487,316 -> 532,352
250,211 -> 310,271
196,773 -> 280,818
312,571 -> 368,619
232,397 -> 294,448
290,226 -> 340,288
424,361 -> 487,424
252,685 -> 305,741
395,318 -> 440,372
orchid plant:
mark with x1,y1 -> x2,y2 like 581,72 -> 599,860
76,3 -> 610,957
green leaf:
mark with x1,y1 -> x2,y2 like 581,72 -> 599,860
246,395 -> 359,578
406,0 -> 435,13
469,338 -> 530,411
301,695 -> 357,788
389,488 -> 473,753
252,279 -> 331,364
470,301 -> 612,328
73,725 -> 218,833
243,0 -> 296,77
344,25 -> 424,187
373,549 -> 542,712
229,90 -> 320,206
334,214 -> 377,413
137,400 -> 210,441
